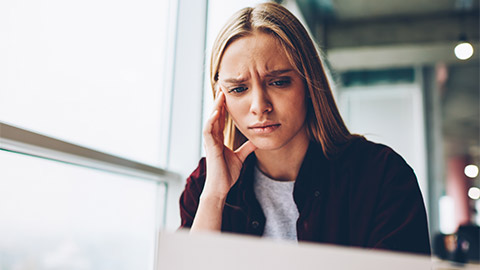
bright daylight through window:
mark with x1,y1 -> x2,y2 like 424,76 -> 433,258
0,0 -> 175,269
0,0 -> 171,166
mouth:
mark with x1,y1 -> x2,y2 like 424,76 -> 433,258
248,122 -> 281,134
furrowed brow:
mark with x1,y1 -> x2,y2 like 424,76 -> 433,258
266,69 -> 293,77
220,69 -> 293,84
222,77 -> 247,84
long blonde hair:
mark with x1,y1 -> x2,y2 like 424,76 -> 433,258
210,2 -> 357,158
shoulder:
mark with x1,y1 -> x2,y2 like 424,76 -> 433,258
339,136 -> 397,158
330,139 -> 430,254
337,137 -> 412,172
330,137 -> 417,190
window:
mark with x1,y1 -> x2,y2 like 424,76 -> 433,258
0,0 -> 174,166
0,0 -> 181,268
0,150 -> 165,270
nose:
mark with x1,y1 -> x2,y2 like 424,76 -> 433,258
249,84 -> 272,115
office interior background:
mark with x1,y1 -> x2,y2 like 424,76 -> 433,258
0,0 -> 479,268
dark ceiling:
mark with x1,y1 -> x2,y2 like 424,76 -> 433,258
296,0 -> 479,21
296,0 -> 479,48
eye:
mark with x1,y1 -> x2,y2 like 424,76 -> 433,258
228,86 -> 248,93
270,78 -> 291,87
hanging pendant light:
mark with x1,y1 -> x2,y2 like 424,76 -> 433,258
454,33 -> 474,60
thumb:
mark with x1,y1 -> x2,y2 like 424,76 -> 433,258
234,140 -> 257,163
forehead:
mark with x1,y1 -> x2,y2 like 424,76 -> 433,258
218,32 -> 293,80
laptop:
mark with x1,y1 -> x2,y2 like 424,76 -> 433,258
155,230 -> 432,270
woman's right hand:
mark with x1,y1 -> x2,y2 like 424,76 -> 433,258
202,90 -> 257,200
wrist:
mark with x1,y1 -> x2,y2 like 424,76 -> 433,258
202,177 -> 230,200
200,187 -> 228,205
200,189 -> 227,204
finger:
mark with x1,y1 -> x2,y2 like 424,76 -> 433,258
213,91 -> 226,137
234,140 -> 257,163
204,91 -> 225,145
219,94 -> 226,133
208,91 -> 223,130
203,109 -> 220,140
212,90 -> 225,112
216,85 -> 228,133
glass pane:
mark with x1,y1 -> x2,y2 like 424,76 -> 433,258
0,150 -> 165,270
0,0 -> 172,165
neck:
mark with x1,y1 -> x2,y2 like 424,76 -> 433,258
254,130 -> 310,182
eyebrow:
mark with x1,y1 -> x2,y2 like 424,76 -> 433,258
223,77 -> 247,84
221,69 -> 294,84
265,69 -> 294,77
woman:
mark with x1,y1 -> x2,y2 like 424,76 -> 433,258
179,2 -> 431,255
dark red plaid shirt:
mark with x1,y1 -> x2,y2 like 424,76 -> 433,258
179,138 -> 431,255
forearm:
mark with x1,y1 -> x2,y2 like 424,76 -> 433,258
190,191 -> 226,232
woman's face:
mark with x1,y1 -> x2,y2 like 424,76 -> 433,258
217,31 -> 308,151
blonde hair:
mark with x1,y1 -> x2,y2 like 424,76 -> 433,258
210,2 -> 357,158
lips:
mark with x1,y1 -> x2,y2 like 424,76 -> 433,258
248,121 -> 281,134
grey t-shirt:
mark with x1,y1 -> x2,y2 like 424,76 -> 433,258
253,166 -> 299,242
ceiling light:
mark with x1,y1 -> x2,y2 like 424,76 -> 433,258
464,164 -> 479,178
468,187 -> 480,200
455,42 -> 474,60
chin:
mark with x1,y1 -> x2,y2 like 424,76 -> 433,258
249,137 -> 285,151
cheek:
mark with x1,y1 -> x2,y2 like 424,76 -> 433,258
283,91 -> 307,114
294,88 -> 308,116
225,97 -> 248,123
299,100 -> 308,122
